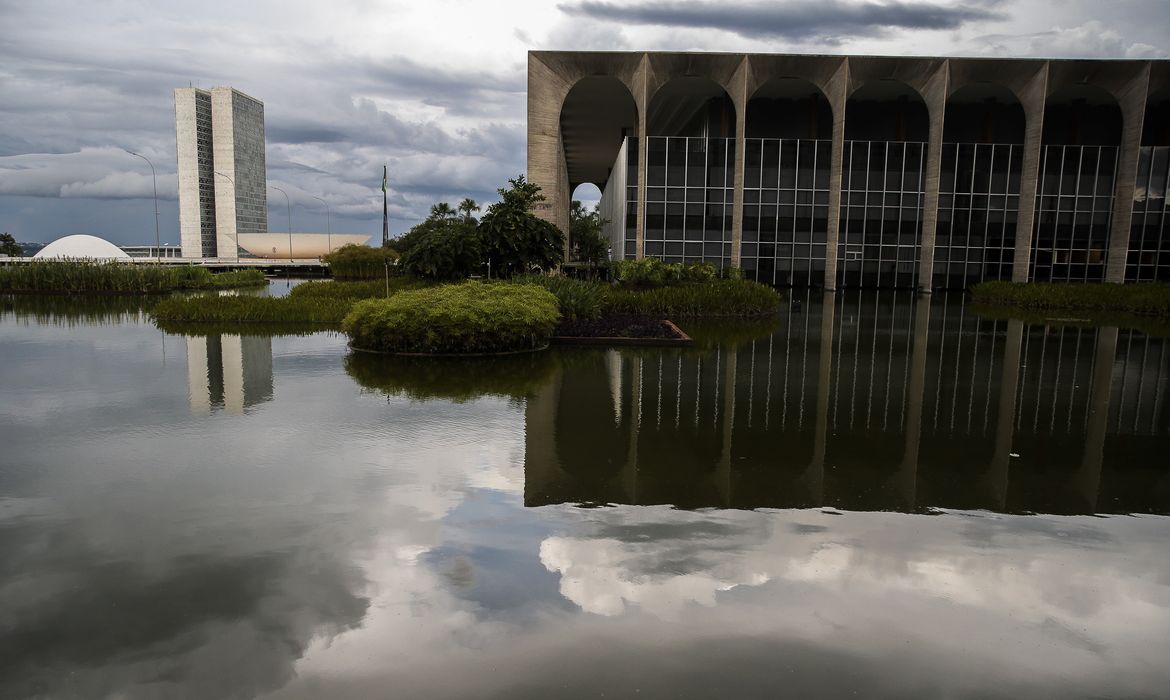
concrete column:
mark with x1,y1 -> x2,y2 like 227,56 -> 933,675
822,61 -> 850,291
527,54 -> 572,239
1105,66 -> 1152,283
730,59 -> 750,269
635,55 -> 650,259
1011,65 -> 1049,283
916,61 -> 950,291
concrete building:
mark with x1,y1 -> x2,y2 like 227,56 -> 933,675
176,87 -> 267,259
529,52 -> 1170,288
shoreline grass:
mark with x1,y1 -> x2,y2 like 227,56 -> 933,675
515,275 -> 782,319
0,261 -> 267,295
970,281 -> 1170,317
152,295 -> 355,325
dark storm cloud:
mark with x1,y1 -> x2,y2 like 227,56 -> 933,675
559,0 -> 1007,40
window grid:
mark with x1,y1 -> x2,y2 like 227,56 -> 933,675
838,141 -> 927,289
1030,145 -> 1118,283
741,138 -> 831,286
644,136 -> 734,268
934,143 -> 1023,288
1127,146 -> 1170,282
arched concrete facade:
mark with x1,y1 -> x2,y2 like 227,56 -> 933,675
530,52 -> 1166,287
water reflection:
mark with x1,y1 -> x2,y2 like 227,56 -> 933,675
186,334 -> 274,414
526,292 -> 1170,515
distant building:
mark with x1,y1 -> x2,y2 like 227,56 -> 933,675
530,52 -> 1170,288
175,87 -> 267,259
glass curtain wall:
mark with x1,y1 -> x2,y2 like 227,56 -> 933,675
1127,146 -> 1170,281
934,144 -> 1023,288
1029,145 -> 1119,282
741,139 -> 831,286
623,137 -> 639,259
644,136 -> 734,268
838,141 -> 927,288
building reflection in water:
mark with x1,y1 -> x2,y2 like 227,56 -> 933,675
186,334 -> 274,415
525,292 -> 1170,515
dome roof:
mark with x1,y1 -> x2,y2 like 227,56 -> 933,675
33,234 -> 131,260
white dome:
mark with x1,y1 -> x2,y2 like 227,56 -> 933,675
33,234 -> 131,260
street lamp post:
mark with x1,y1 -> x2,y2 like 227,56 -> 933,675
213,171 -> 239,263
269,186 -> 292,261
309,194 -> 331,256
125,149 -> 160,262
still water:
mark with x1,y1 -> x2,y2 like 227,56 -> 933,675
2,286 -> 1169,698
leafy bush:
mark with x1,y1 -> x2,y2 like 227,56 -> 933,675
322,244 -> 399,279
398,222 -> 483,280
0,260 -> 266,294
605,279 -> 781,317
288,278 -> 426,301
971,281 -> 1170,317
343,281 -> 561,354
612,259 -> 738,288
513,274 -> 609,321
344,351 -> 557,403
152,295 -> 354,324
478,175 -> 566,277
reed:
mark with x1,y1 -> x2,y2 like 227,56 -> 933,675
604,279 -> 782,317
152,295 -> 354,325
0,260 -> 266,294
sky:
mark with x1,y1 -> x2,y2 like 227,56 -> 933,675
0,0 -> 1167,245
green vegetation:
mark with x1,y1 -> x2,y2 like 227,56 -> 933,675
152,295 -> 354,325
515,273 -> 781,319
0,260 -> 267,294
398,212 -> 483,280
322,244 -> 399,279
2,293 -> 155,327
569,200 -> 608,269
478,175 -> 566,277
288,278 -> 426,300
344,350 -> 557,403
0,233 -> 21,257
971,281 -> 1170,317
343,282 -> 561,354
612,258 -> 736,287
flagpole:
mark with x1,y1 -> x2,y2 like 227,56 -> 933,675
382,164 -> 389,246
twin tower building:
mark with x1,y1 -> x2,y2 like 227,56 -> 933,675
174,87 -> 267,259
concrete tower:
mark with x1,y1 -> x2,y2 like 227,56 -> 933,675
175,87 -> 267,258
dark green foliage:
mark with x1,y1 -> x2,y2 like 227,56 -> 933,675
612,259 -> 725,288
342,282 -> 561,354
398,219 -> 483,280
971,281 -> 1170,317
605,279 -> 782,317
0,261 -> 266,294
0,233 -> 21,257
569,200 -> 609,267
344,350 -> 557,403
322,244 -> 400,279
152,295 -> 355,325
478,175 -> 566,277
513,274 -> 608,321
288,278 -> 426,301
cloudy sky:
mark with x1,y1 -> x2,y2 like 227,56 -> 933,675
0,0 -> 1166,245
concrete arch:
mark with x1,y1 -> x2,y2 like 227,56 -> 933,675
1142,87 -> 1170,147
1042,83 -> 1122,146
845,79 -> 930,142
746,77 -> 832,139
560,76 -> 639,191
646,76 -> 737,137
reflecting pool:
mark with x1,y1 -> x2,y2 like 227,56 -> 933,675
1,287 -> 1168,698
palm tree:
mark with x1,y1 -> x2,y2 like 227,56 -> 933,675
429,202 -> 456,221
457,198 -> 479,223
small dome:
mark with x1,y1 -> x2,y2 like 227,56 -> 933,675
33,234 -> 131,260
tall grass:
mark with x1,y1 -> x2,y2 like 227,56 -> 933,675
604,279 -> 782,317
152,295 -> 354,324
512,274 -> 608,320
971,281 -> 1170,317
0,260 -> 266,294
322,244 -> 399,279
288,277 -> 426,301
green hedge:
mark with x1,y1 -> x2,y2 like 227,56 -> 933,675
605,279 -> 781,317
512,274 -> 608,320
342,282 -> 560,354
152,295 -> 354,324
288,278 -> 426,301
971,281 -> 1170,317
322,244 -> 399,279
0,261 -> 267,294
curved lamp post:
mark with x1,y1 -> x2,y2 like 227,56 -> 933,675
269,186 -> 292,261
309,194 -> 331,256
124,149 -> 160,262
213,170 -> 240,263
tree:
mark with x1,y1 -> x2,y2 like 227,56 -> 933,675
569,201 -> 609,270
429,202 -> 457,221
477,175 -> 566,278
399,204 -> 482,280
457,198 -> 479,224
0,233 -> 21,257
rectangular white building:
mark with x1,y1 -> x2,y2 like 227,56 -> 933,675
175,87 -> 267,258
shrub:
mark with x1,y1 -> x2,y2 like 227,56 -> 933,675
477,175 -> 566,277
342,281 -> 561,354
344,351 -> 557,403
971,281 -> 1170,317
604,279 -> 781,317
613,258 -> 668,288
323,244 -> 399,279
398,223 -> 483,280
0,260 -> 266,294
612,259 -> 742,288
513,274 -> 609,320
288,278 -> 426,301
